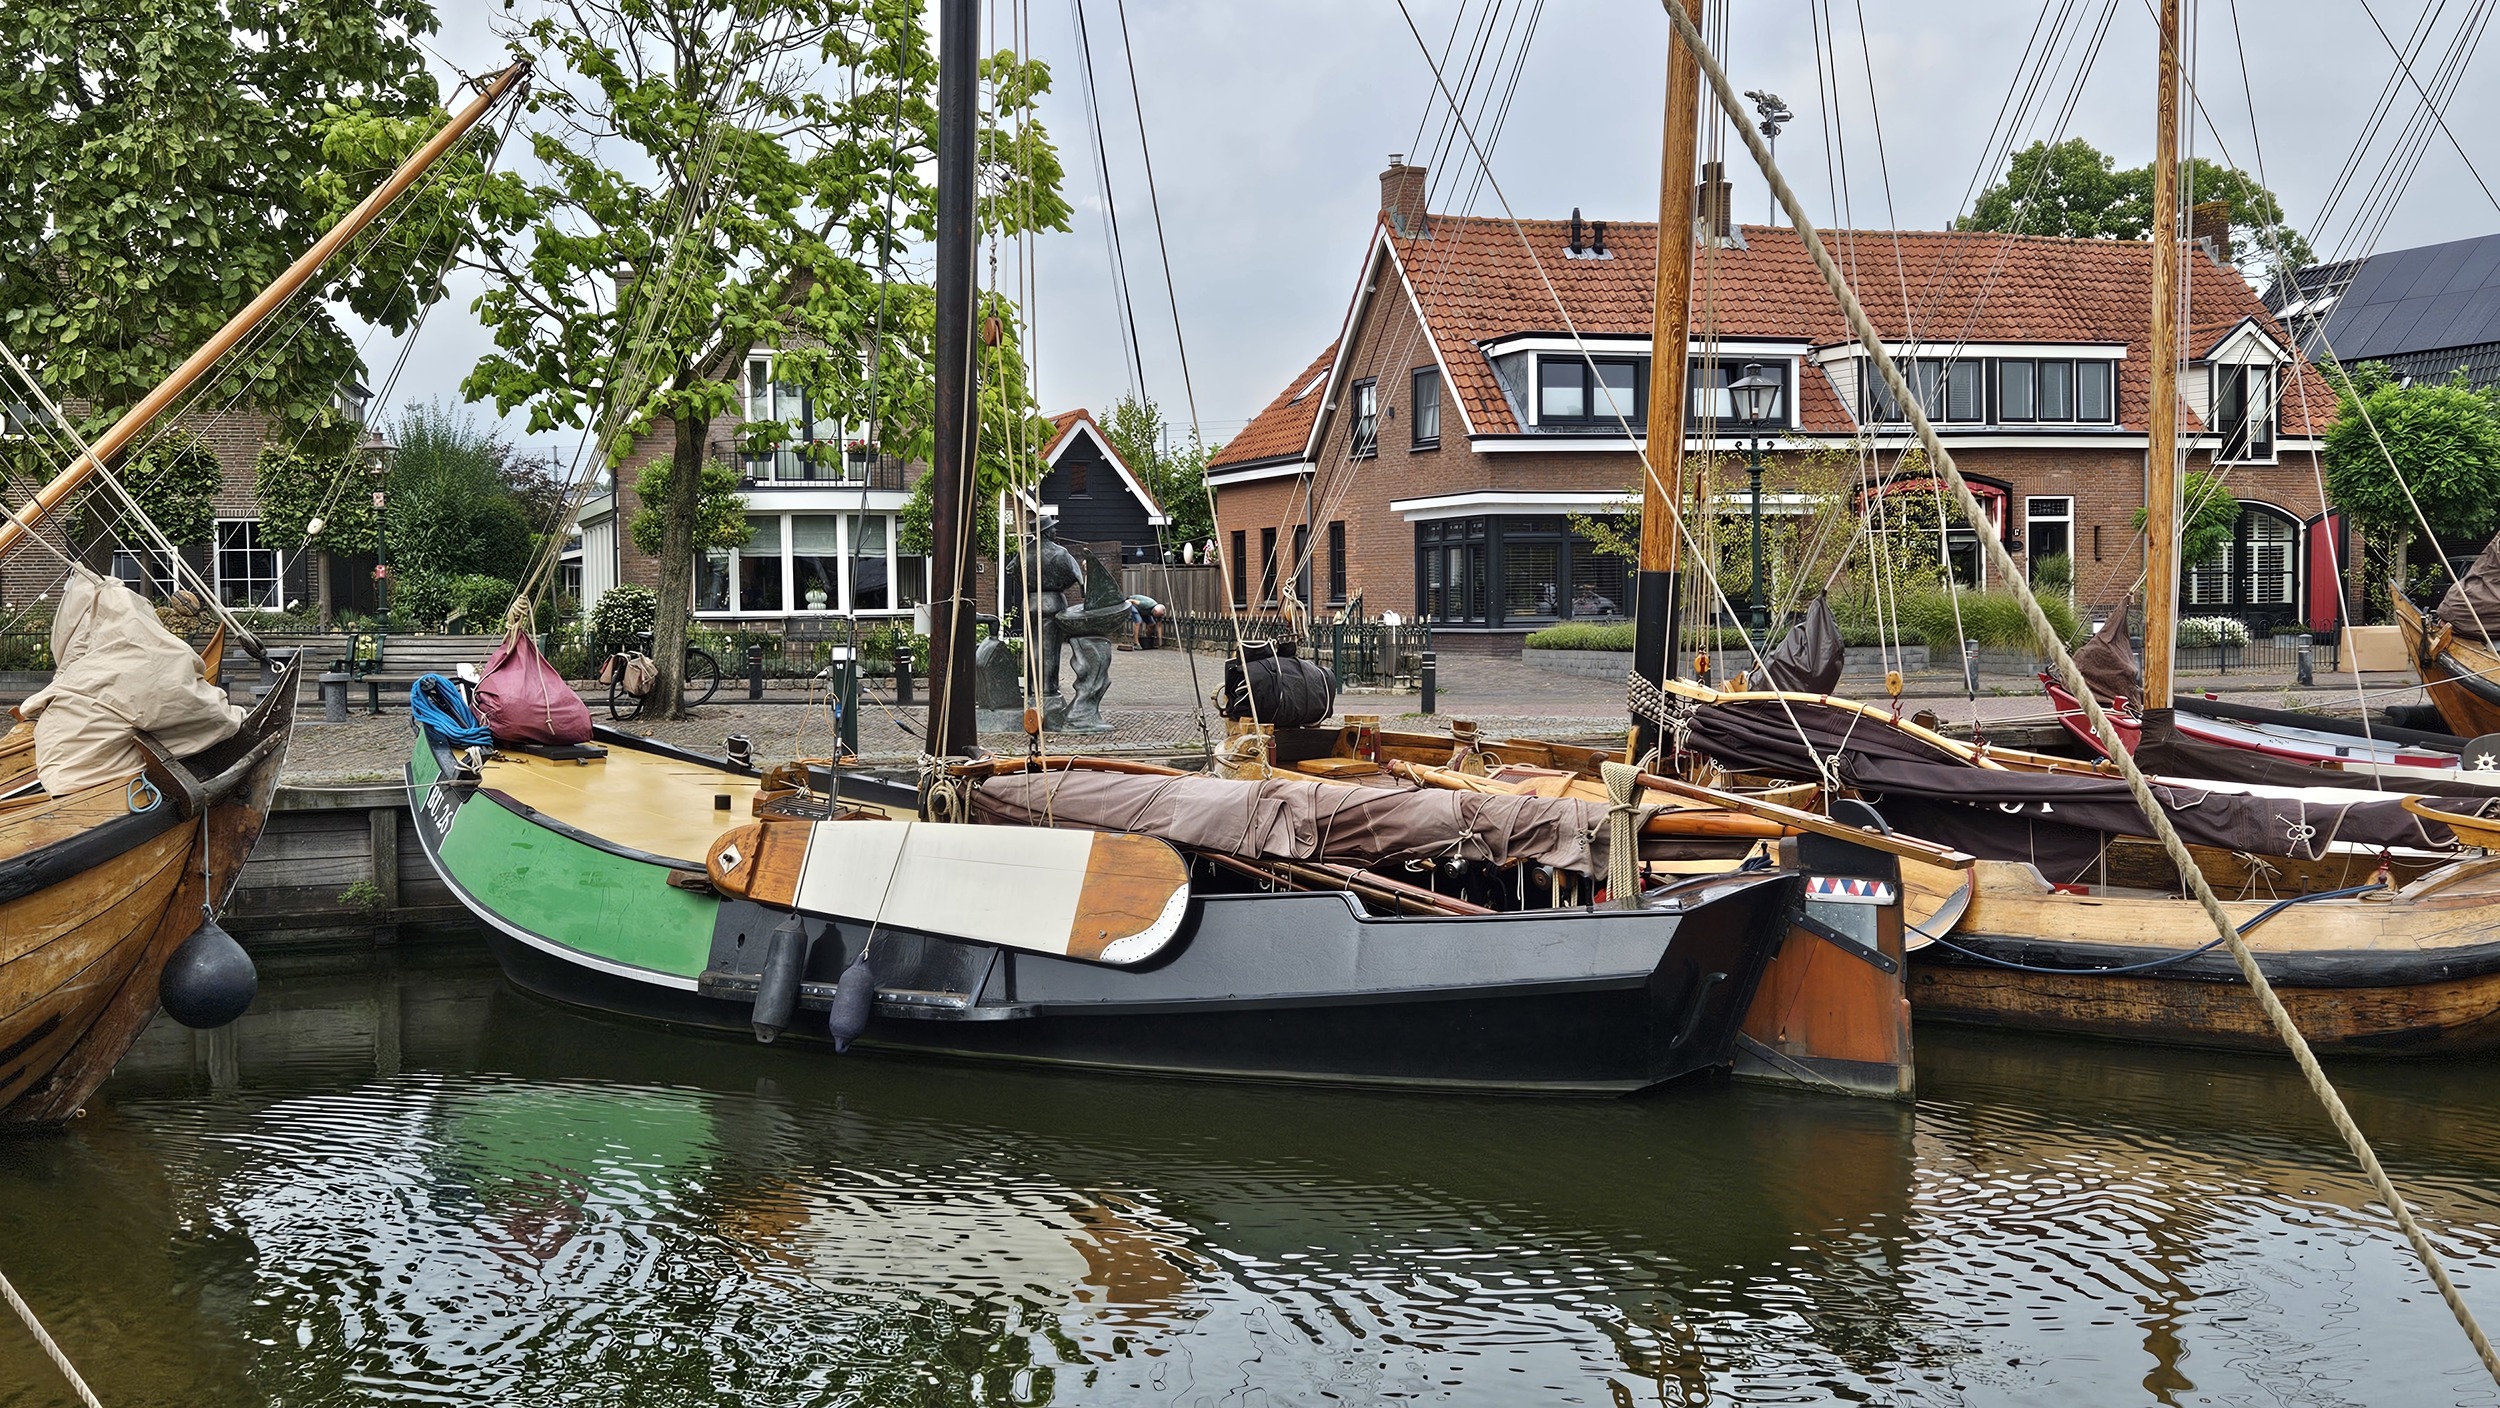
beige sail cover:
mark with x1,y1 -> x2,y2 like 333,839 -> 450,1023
18,568 -> 242,794
2437,529 -> 2500,639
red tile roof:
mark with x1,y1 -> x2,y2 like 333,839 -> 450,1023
1209,341 -> 1339,469
1222,217 -> 2335,450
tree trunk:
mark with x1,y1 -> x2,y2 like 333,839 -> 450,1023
650,414 -> 706,720
315,548 -> 335,630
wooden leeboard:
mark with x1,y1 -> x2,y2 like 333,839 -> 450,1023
709,819 -> 1190,965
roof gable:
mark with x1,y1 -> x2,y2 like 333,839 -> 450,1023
1041,409 -> 1168,523
1209,340 -> 1340,470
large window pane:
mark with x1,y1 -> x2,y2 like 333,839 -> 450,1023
1999,359 -> 2036,420
896,551 -> 928,608
1538,359 -> 1586,420
2247,511 -> 2296,605
1411,366 -> 1440,447
1909,359 -> 1945,419
2077,361 -> 2112,421
2039,360 -> 2074,420
792,514 -> 840,610
1592,360 -> 1639,422
1568,535 -> 1628,618
696,550 -> 733,612
1946,360 -> 1983,421
1503,540 -> 1560,619
849,513 -> 890,610
739,515 -> 784,611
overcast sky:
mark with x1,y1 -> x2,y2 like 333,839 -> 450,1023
404,0 -> 2500,462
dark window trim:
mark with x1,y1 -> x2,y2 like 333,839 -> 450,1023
1410,366 -> 1442,450
1350,378 -> 1379,459
1327,521 -> 1347,604
1535,353 -> 1646,430
1229,529 -> 1248,608
1259,526 -> 1280,606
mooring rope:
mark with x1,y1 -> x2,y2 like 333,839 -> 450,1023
0,1263 -> 104,1408
1655,0 -> 2500,1385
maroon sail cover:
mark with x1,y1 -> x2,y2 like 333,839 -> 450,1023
476,627 -> 592,746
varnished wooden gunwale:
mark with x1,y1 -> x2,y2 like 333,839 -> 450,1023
2397,595 -> 2500,740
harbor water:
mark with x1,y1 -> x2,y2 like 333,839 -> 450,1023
3,941 -> 2498,1406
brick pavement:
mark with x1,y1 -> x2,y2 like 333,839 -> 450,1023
253,641 -> 2438,785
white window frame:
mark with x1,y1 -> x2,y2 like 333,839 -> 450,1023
2212,362 -> 2278,465
742,353 -> 862,484
693,510 -> 924,618
213,518 -> 287,611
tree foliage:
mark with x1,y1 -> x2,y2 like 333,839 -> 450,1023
1099,392 -> 1214,546
2132,470 -> 2241,567
464,0 -> 1068,715
2323,367 -> 2500,552
71,428 -> 221,547
0,0 -> 476,453
1957,138 -> 2312,278
255,446 -> 380,556
632,460 -> 750,558
386,402 -> 536,579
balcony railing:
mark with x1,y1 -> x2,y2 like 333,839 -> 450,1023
737,446 -> 910,492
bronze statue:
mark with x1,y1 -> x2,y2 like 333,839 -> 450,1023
1004,517 -> 1129,733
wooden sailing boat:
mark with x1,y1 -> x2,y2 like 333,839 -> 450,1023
407,0 -> 1949,1095
2397,539 -> 2500,739
0,65 -> 527,1125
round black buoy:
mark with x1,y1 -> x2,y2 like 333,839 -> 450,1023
160,916 -> 257,1029
826,954 -> 876,1053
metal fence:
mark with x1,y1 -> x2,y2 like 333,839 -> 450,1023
1163,613 -> 1433,688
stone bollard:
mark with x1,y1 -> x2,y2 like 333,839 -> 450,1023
895,645 -> 914,708
746,643 -> 764,701
1961,638 -> 1979,694
319,672 -> 350,724
2297,634 -> 2314,687
1420,649 -> 1438,716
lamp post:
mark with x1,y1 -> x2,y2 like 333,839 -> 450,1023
366,432 -> 392,664
1727,362 -> 1783,647
1743,90 -> 1791,223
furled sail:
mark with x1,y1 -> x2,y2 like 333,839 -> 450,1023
2070,609 -> 2142,704
1761,594 -> 1844,695
17,568 -> 242,794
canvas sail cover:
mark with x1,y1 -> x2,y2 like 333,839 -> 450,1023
2070,610 -> 2142,704
476,626 -> 592,746
973,770 -> 1615,874
18,568 -> 242,794
1761,594 -> 1844,694
1674,695 -> 2453,878
2437,529 -> 2500,638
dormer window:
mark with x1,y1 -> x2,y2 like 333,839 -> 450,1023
1537,356 -> 1641,426
1688,358 -> 1792,429
2214,363 -> 2275,462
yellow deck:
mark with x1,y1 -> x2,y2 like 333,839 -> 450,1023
480,745 -> 759,864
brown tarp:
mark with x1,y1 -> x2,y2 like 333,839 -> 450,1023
2071,609 -> 2142,704
1762,594 -> 1845,695
20,568 -> 241,794
972,770 -> 1616,874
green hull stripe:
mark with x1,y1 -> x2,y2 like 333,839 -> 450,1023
411,738 -> 715,979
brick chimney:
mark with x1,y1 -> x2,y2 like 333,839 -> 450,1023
1694,161 -> 1739,247
1380,154 -> 1428,238
2189,199 -> 2234,267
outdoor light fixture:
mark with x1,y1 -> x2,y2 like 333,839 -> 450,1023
1729,362 -> 1782,426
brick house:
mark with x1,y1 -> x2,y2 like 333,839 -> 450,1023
1209,159 -> 2347,649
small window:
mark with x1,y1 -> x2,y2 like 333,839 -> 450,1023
111,542 -> 177,600
1230,529 -> 1248,607
215,520 -> 283,610
2039,360 -> 2075,420
2077,361 -> 2113,422
1411,367 -> 1441,449
1593,361 -> 1639,423
1687,359 -> 1789,428
2025,496 -> 2073,583
1068,456 -> 1088,496
1328,521 -> 1347,604
1537,359 -> 1585,421
2214,364 -> 2275,462
1292,524 -> 1310,605
1945,360 -> 1983,422
1260,526 -> 1279,605
2000,360 -> 2037,421
1351,379 -> 1379,457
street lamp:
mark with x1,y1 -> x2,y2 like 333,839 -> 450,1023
1727,361 -> 1784,646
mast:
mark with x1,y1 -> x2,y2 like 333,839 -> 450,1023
0,62 -> 528,561
2140,0 -> 2184,710
1632,0 -> 1707,758
923,0 -> 981,756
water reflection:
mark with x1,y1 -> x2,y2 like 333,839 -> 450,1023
0,947 -> 2496,1405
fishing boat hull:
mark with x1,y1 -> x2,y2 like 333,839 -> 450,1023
0,658 -> 296,1125
1901,856 -> 2500,1055
406,732 -> 1804,1093
2397,595 -> 2500,741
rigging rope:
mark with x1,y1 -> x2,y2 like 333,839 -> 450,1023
1657,1 -> 2500,1382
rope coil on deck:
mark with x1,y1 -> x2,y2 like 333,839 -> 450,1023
1657,0 -> 2500,1383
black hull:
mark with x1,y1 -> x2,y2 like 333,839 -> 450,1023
475,879 -> 1801,1096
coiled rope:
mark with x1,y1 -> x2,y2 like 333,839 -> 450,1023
0,1263 -> 103,1408
1657,0 -> 2500,1383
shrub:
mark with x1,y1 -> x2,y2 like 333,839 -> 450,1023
2177,616 -> 2252,648
1894,587 -> 2083,652
588,586 -> 658,647
2031,553 -> 2074,600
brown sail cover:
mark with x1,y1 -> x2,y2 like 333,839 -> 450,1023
1762,594 -> 1845,694
2070,609 -> 2142,704
2437,529 -> 2500,638
1678,696 -> 2453,879
973,770 -> 1615,874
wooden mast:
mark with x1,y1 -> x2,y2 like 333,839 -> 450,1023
1632,0 -> 1707,758
2140,0 -> 2185,710
0,62 -> 528,561
923,0 -> 981,756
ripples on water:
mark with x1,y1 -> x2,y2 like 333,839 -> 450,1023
2,947 -> 2499,1406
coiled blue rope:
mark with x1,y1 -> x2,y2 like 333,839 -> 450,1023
410,674 -> 493,749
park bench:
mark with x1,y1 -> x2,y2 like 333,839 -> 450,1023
258,633 -> 501,716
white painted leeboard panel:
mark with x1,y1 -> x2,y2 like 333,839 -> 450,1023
787,820 -> 1183,962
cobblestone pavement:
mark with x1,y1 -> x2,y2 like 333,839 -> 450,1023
270,642 -> 2440,785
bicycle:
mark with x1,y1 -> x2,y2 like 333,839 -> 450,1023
601,630 -> 722,719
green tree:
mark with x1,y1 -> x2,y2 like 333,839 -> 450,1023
2135,470 -> 2241,569
893,290 -> 1060,556
631,460 -> 750,561
388,403 -> 534,580
463,0 -> 1068,717
255,444 -> 381,627
1099,393 -> 1214,546
0,0 -> 477,459
70,429 -> 222,569
1957,139 -> 2311,278
2324,367 -> 2500,605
